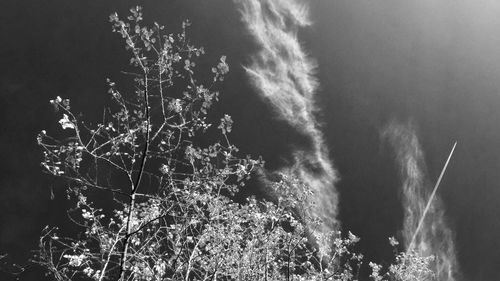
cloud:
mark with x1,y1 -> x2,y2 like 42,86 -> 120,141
235,0 -> 339,234
382,121 -> 458,281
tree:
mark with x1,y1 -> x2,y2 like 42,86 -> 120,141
35,6 -> 365,281
32,6 -> 438,281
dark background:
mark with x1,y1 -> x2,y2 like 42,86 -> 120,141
1,1 -> 500,280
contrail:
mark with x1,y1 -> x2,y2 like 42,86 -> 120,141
235,0 -> 339,235
408,141 -> 457,251
383,121 -> 458,281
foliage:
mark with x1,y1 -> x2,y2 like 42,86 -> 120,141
35,6 -> 370,281
369,238 -> 435,281
33,6 -> 437,281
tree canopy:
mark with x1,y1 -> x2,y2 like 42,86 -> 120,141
31,6 -> 433,281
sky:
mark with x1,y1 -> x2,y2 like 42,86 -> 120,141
1,0 -> 500,280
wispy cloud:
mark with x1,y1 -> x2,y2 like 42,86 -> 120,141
235,0 -> 339,234
382,121 -> 458,281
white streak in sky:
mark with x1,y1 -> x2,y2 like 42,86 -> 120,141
235,0 -> 339,234
383,121 -> 458,281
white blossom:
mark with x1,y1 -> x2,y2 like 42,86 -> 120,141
59,114 -> 75,130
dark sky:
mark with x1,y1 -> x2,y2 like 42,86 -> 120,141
1,1 -> 500,280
